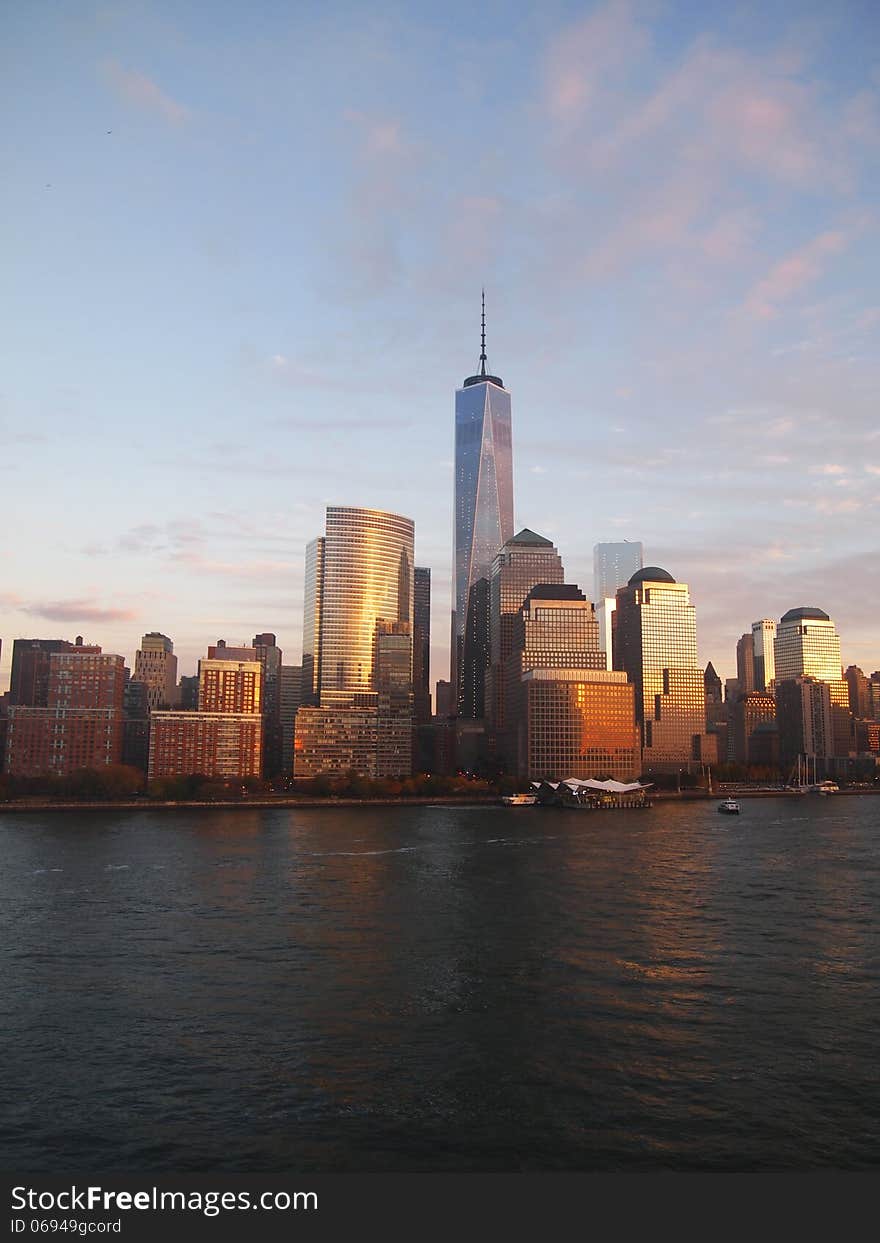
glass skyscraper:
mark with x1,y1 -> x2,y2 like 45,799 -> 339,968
452,295 -> 514,713
295,506 -> 415,778
593,541 -> 644,671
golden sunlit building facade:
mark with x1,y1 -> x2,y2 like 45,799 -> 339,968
521,669 -> 640,781
294,506 -> 415,778
614,567 -> 714,772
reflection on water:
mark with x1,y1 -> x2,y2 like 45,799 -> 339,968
1,797 -> 879,1171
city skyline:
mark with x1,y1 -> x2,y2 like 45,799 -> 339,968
3,2 -> 879,690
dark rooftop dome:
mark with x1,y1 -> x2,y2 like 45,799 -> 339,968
780,606 -> 830,623
627,566 -> 676,586
525,583 -> 586,603
506,528 -> 554,548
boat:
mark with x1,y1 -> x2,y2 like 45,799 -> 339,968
501,793 -> 538,806
717,798 -> 740,815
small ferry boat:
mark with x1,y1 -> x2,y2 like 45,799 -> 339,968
501,793 -> 538,806
717,798 -> 741,815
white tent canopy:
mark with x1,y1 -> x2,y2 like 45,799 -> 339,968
531,778 -> 652,793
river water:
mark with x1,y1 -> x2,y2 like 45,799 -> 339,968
2,797 -> 879,1171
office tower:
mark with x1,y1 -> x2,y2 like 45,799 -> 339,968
4,646 -> 125,777
122,675 -> 150,772
519,669 -> 639,781
732,692 -> 777,766
868,674 -> 880,723
198,642 -> 262,714
593,542 -> 644,604
148,713 -> 262,781
295,506 -> 415,778
302,536 -> 325,706
736,632 -> 756,695
9,638 -> 74,705
776,678 -> 833,776
594,543 -> 643,672
490,531 -> 565,670
774,607 -> 850,759
252,633 -> 283,777
751,619 -> 777,691
413,567 -> 431,725
615,567 -> 714,771
500,583 -> 610,775
435,680 -> 454,719
133,632 -> 178,710
845,666 -> 871,719
486,529 -> 565,745
279,665 -> 303,777
178,675 -> 199,710
460,576 -> 490,719
452,294 -> 514,712
774,607 -> 842,681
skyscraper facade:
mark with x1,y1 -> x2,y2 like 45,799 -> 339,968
452,296 -> 514,713
302,536 -> 325,706
751,619 -> 777,691
736,632 -> 756,696
413,567 -> 431,724
133,632 -> 178,710
295,506 -> 415,778
774,607 -> 850,760
593,542 -> 644,604
614,567 -> 713,771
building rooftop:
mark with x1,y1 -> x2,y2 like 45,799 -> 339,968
780,606 -> 831,623
506,528 -> 554,548
627,566 -> 676,586
525,583 -> 587,603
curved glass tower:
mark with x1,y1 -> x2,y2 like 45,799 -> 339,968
452,295 -> 514,713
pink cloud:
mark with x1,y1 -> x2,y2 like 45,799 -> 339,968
23,599 -> 138,623
544,0 -> 650,125
744,230 -> 848,319
105,61 -> 189,125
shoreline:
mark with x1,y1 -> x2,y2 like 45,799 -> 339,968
1,789 -> 878,813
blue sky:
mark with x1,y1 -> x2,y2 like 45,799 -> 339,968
2,0 -> 879,688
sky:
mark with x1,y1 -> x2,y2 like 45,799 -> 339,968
2,0 -> 879,691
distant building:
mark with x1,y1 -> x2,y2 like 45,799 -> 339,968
4,646 -> 125,777
615,567 -> 714,772
302,536 -> 325,706
776,677 -> 833,777
133,632 -> 178,710
751,619 -> 776,691
435,680 -> 455,719
845,665 -> 871,719
736,632 -> 756,696
252,633 -> 283,777
594,542 -> 643,674
148,712 -> 262,781
732,691 -> 777,767
279,664 -> 303,777
413,567 -> 432,725
198,643 -> 262,715
122,675 -> 150,772
9,638 -> 75,706
487,529 -> 565,736
178,675 -> 199,710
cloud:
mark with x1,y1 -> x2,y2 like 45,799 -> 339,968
104,61 -> 189,124
809,463 -> 846,475
743,231 -> 849,319
21,599 -> 138,623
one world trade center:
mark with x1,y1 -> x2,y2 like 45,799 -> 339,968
452,294 -> 514,715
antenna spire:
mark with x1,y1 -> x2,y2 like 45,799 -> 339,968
480,289 -> 487,376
